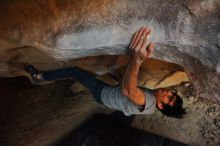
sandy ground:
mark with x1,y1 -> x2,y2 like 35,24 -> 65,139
0,77 -> 219,146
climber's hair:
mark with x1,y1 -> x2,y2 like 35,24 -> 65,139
158,92 -> 186,118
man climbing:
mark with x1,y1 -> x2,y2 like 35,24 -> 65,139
26,26 -> 186,118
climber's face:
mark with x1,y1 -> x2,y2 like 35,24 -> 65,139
155,88 -> 177,110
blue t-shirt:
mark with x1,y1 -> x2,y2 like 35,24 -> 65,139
101,85 -> 156,116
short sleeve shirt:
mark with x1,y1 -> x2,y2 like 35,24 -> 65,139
101,85 -> 156,116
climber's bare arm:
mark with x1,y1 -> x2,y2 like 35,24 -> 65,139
121,27 -> 154,106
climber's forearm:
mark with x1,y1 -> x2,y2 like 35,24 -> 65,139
121,58 -> 145,105
120,26 -> 155,106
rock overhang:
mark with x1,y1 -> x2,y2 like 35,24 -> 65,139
0,0 -> 219,102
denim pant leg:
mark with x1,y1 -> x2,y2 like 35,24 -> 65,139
42,67 -> 110,104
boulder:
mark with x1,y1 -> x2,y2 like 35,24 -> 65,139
0,0 -> 219,102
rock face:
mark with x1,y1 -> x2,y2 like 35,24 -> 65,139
0,0 -> 219,102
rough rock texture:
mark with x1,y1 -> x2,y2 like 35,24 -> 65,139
0,0 -> 220,102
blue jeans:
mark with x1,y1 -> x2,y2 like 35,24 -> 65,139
42,67 -> 110,104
